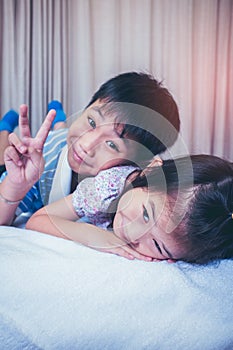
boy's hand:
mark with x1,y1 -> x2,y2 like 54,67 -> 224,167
4,104 -> 56,188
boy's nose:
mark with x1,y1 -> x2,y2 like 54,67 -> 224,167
79,131 -> 100,156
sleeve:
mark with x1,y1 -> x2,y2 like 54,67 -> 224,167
0,170 -> 7,183
72,168 -> 127,218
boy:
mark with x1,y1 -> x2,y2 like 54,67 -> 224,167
0,72 -> 180,225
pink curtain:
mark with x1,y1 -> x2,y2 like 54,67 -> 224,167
0,0 -> 232,160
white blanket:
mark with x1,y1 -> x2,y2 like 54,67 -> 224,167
0,226 -> 233,350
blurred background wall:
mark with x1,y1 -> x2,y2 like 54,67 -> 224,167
0,0 -> 232,159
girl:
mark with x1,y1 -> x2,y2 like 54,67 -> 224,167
27,154 -> 233,265
0,72 -> 180,226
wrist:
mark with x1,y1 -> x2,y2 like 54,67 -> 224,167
0,177 -> 30,202
0,192 -> 23,205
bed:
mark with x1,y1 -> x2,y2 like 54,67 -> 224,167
0,225 -> 233,350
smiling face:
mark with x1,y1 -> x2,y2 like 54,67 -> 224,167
67,100 -> 138,176
113,187 -> 186,261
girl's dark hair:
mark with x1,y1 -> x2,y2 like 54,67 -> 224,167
87,72 -> 180,158
131,154 -> 233,264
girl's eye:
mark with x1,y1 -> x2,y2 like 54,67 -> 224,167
106,141 -> 119,152
143,206 -> 149,223
153,239 -> 163,255
88,117 -> 96,129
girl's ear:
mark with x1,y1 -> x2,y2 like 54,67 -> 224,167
141,156 -> 163,176
148,156 -> 163,168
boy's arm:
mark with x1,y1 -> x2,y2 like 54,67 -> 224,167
0,105 -> 55,225
26,197 -> 152,262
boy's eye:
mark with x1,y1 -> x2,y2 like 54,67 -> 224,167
143,206 -> 149,223
106,141 -> 119,152
88,117 -> 96,129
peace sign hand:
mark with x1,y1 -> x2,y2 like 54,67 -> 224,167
4,104 -> 56,191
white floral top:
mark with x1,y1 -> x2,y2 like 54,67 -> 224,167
72,165 -> 138,229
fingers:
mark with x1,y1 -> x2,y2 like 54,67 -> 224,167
151,258 -> 176,263
17,105 -> 56,151
33,109 -> 56,150
122,246 -> 153,261
19,104 -> 31,139
112,248 -> 135,260
26,148 -> 45,181
4,145 -> 24,167
7,133 -> 28,158
109,245 -> 152,262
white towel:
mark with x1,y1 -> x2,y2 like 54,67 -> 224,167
0,226 -> 233,349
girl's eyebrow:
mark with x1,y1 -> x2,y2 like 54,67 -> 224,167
162,243 -> 174,260
150,201 -> 163,255
150,200 -> 156,222
150,200 -> 174,259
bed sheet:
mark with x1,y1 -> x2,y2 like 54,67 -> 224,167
0,225 -> 233,350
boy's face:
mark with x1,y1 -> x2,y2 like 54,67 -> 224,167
67,100 -> 138,176
113,187 -> 185,262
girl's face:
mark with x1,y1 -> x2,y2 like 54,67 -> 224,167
113,187 -> 185,261
67,100 -> 138,176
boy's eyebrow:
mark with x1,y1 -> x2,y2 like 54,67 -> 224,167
150,199 -> 174,260
91,105 -> 126,139
91,106 -> 105,119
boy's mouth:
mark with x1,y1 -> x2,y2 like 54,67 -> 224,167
72,149 -> 90,168
72,149 -> 83,163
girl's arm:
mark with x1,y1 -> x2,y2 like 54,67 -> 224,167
26,196 -> 152,261
26,194 -> 79,238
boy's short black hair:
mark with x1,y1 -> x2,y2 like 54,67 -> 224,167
87,72 -> 180,157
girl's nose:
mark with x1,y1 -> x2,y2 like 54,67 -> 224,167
126,223 -> 149,244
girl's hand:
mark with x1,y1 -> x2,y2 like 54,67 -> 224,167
27,210 -> 153,262
4,105 -> 56,189
83,230 -> 153,262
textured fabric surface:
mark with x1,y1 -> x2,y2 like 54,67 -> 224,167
0,226 -> 233,350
